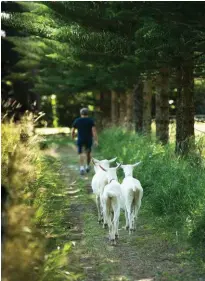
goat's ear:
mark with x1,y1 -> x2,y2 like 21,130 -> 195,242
109,157 -> 117,163
99,165 -> 107,172
116,162 -> 123,168
92,157 -> 99,163
132,161 -> 141,167
94,165 -> 98,173
92,159 -> 96,166
116,163 -> 122,170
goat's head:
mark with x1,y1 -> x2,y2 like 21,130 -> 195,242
92,157 -> 117,170
117,162 -> 141,177
99,163 -> 121,182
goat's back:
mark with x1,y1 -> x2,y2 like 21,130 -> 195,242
91,171 -> 108,195
103,181 -> 121,200
121,176 -> 142,192
103,181 -> 121,216
120,177 -> 143,208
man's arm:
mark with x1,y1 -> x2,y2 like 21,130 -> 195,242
71,127 -> 76,140
71,119 -> 78,139
92,126 -> 98,146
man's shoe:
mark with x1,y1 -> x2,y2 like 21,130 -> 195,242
80,169 -> 85,176
86,166 -> 90,173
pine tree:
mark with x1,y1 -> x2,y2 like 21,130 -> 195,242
2,1 -> 205,154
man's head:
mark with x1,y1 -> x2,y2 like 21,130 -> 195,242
80,107 -> 89,117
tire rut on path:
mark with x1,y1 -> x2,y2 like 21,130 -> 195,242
51,143 -> 204,281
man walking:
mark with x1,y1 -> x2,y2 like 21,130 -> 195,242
71,108 -> 98,175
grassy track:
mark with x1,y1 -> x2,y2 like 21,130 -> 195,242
42,136 -> 205,281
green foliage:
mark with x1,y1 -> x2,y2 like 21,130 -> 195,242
98,128 -> 205,241
190,208 -> 205,252
41,242 -> 82,281
1,117 -> 82,281
1,114 -> 39,191
1,116 -> 44,281
2,0 -> 205,137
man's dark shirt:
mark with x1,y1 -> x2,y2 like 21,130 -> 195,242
72,117 -> 95,141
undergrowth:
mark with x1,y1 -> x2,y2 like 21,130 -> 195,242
97,127 -> 205,249
2,115 -> 44,281
1,117 -> 82,281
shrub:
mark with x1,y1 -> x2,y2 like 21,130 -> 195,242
1,116 -> 78,281
1,115 -> 44,281
98,127 -> 205,239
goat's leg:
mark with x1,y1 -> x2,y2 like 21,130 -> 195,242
114,208 -> 120,240
96,195 -> 102,223
102,209 -> 107,228
103,211 -> 108,229
109,221 -> 117,245
111,223 -> 115,241
107,216 -> 112,240
115,219 -> 119,239
131,211 -> 135,231
100,204 -> 104,222
124,209 -> 129,230
133,199 -> 141,231
126,205 -> 132,234
109,208 -> 116,243
99,195 -> 104,222
104,198 -> 112,238
101,196 -> 108,228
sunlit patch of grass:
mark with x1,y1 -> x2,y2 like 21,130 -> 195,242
39,134 -> 73,150
35,127 -> 70,135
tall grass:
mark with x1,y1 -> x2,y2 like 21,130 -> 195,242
1,115 -> 44,281
97,127 -> 205,246
1,116 -> 80,281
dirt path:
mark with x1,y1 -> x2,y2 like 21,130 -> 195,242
48,142 -> 204,281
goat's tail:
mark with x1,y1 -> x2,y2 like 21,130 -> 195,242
131,189 -> 141,213
131,184 -> 137,192
106,196 -> 112,218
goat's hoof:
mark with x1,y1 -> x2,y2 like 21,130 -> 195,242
129,228 -> 134,234
115,234 -> 119,240
110,239 -> 117,246
103,223 -> 108,229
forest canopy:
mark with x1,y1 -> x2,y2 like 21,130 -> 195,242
1,1 -> 205,153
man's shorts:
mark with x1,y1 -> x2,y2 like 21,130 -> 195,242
77,139 -> 92,154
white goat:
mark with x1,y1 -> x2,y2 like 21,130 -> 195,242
100,164 -> 121,244
91,157 -> 117,224
119,162 -> 143,234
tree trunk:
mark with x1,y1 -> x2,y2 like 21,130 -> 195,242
119,92 -> 126,125
175,58 -> 195,155
94,91 -> 102,129
111,90 -> 119,125
142,79 -> 152,135
155,68 -> 169,144
100,90 -> 111,127
133,80 -> 143,133
126,90 -> 134,130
